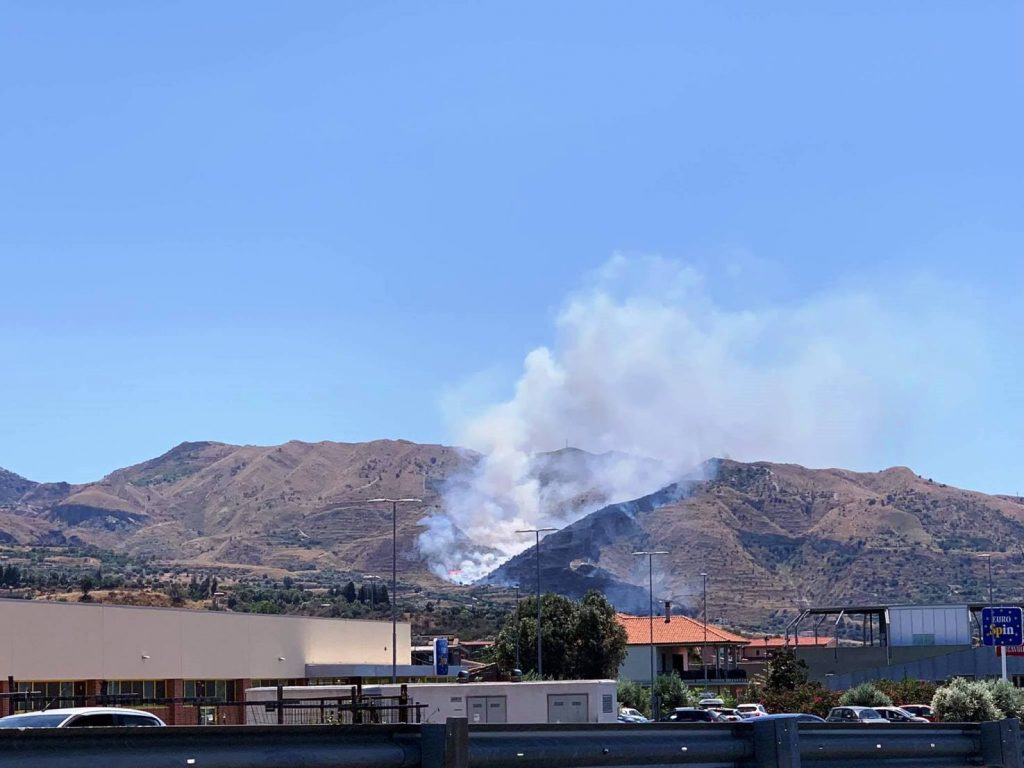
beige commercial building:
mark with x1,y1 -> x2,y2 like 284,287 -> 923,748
0,598 -> 410,724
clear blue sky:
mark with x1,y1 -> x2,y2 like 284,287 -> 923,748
1,2 -> 1021,491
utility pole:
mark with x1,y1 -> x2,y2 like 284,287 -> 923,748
634,550 -> 668,719
368,498 -> 421,683
517,528 -> 556,676
701,572 -> 708,680
514,583 -> 521,673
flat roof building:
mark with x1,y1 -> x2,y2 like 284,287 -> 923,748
0,598 -> 411,724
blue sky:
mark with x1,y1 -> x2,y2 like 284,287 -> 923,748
1,2 -> 1021,492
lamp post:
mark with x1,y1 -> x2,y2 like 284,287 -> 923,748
368,498 -> 421,683
514,583 -> 522,673
634,550 -> 668,720
517,528 -> 556,676
980,553 -> 994,605
700,573 -> 708,679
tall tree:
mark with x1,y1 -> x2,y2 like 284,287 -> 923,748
492,591 -> 627,680
341,581 -> 357,603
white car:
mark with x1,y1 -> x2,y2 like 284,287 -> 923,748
736,703 -> 769,718
0,707 -> 166,728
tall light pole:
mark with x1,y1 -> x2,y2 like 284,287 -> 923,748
634,550 -> 668,719
513,583 -> 522,673
517,528 -> 556,676
700,572 -> 708,679
368,498 -> 421,683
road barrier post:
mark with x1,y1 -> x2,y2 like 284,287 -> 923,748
980,718 -> 1022,768
753,717 -> 801,768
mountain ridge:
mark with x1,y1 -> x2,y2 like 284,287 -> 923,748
3,441 -> 1022,629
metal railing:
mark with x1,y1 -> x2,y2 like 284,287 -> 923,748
246,694 -> 426,725
0,717 -> 1021,768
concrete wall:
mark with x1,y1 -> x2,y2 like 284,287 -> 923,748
797,645 -> 969,681
823,645 -> 1024,690
247,680 -> 619,725
0,599 -> 408,680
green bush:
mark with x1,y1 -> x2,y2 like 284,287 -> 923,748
839,682 -> 893,708
655,672 -> 699,711
986,680 -> 1024,720
874,678 -> 938,707
931,678 -> 1003,722
617,679 -> 650,717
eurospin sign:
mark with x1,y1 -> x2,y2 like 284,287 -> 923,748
982,607 -> 1023,646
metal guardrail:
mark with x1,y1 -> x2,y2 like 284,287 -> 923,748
0,717 -> 1020,768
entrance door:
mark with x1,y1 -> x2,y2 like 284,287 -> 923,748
467,696 -> 507,724
547,694 -> 588,724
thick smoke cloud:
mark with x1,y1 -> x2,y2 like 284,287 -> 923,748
418,255 -> 983,582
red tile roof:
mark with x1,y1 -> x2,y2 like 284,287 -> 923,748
617,613 -> 748,646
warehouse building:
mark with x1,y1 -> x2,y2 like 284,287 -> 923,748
0,598 -> 412,724
788,603 -> 1024,689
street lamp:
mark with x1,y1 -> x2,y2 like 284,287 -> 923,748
368,498 -> 421,683
513,583 -> 522,673
979,553 -> 994,605
516,528 -> 557,676
634,550 -> 668,720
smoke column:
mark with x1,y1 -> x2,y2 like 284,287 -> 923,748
418,255 -> 983,582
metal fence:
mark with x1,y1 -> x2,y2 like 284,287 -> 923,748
246,694 -> 426,725
0,717 -> 1022,768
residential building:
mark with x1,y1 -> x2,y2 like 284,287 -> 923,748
616,613 -> 749,692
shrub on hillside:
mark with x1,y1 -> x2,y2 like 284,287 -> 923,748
839,682 -> 893,708
986,680 -> 1024,720
931,678 -> 1002,722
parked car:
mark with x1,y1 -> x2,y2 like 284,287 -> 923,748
825,706 -> 889,724
736,703 -> 769,718
757,713 -> 826,723
663,707 -> 722,723
873,706 -> 929,723
0,708 -> 166,729
697,697 -> 725,709
618,707 -> 650,723
898,705 -> 934,721
711,708 -> 743,722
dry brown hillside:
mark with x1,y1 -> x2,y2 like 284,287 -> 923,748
484,459 -> 1024,632
0,440 -> 471,578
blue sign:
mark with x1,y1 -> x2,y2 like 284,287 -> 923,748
433,637 -> 450,675
982,607 -> 1023,646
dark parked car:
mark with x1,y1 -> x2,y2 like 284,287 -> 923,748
826,707 -> 888,723
758,713 -> 826,723
899,705 -> 934,721
663,707 -> 721,723
873,706 -> 929,723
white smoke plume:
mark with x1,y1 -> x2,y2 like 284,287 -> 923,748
418,255 -> 984,582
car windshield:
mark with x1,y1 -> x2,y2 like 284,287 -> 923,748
0,714 -> 69,728
859,709 -> 882,718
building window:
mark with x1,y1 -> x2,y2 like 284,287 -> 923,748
184,680 -> 233,703
14,682 -> 78,712
105,680 -> 167,701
